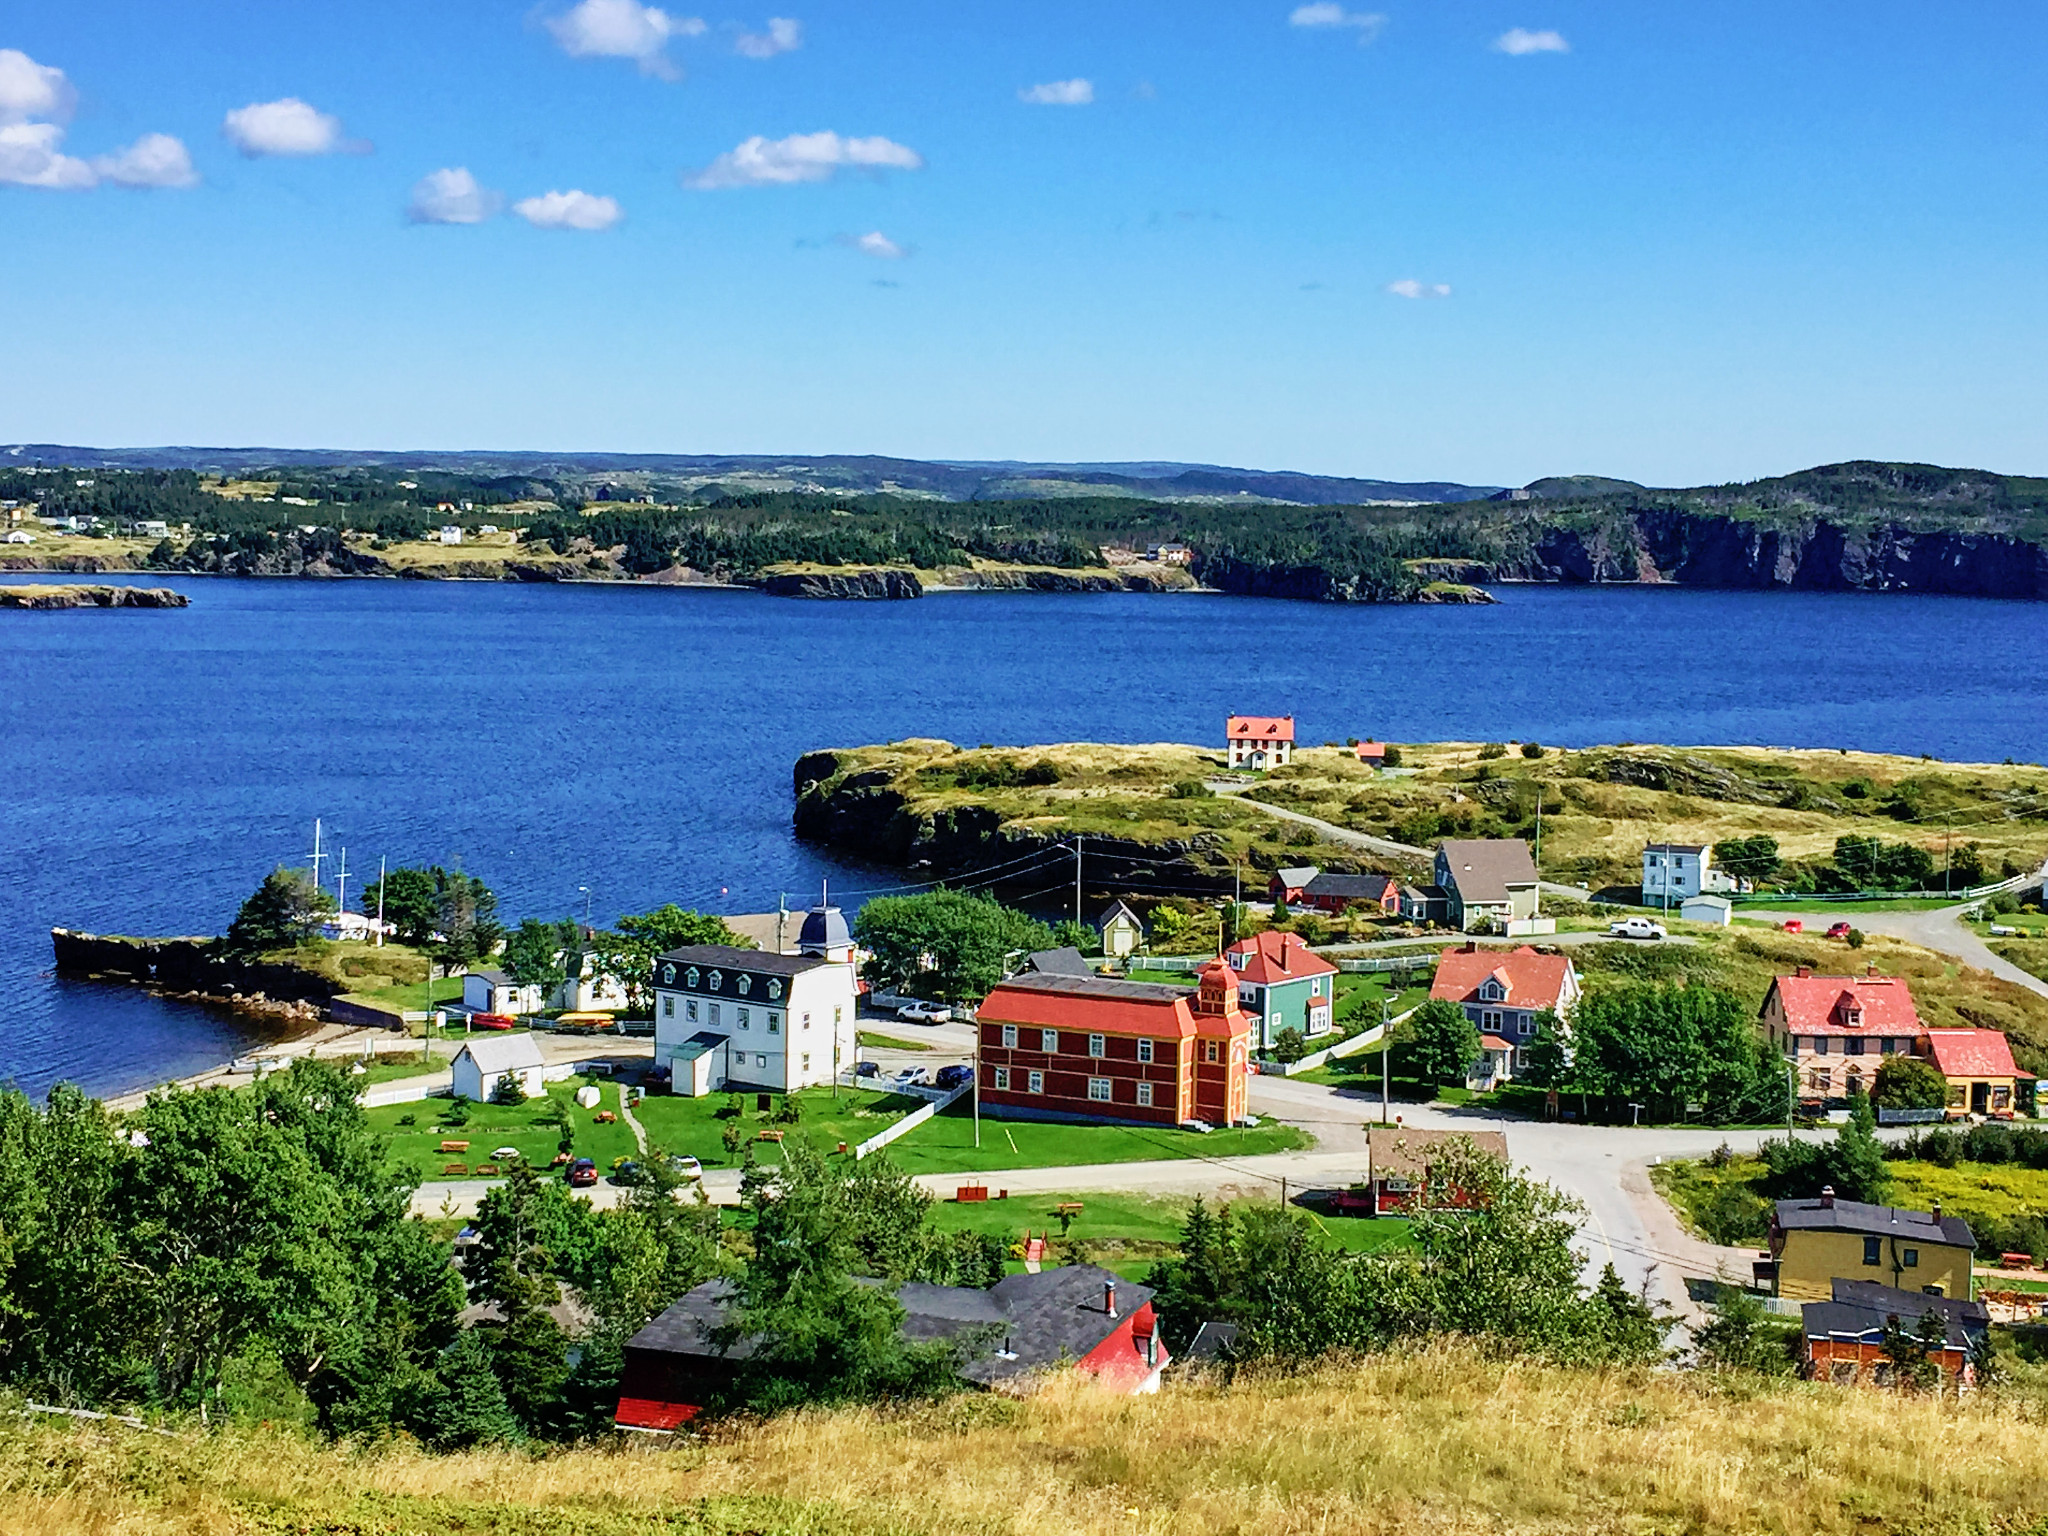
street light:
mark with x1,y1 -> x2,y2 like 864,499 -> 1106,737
578,886 -> 592,926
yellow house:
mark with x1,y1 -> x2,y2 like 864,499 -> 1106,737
1767,1191 -> 1975,1303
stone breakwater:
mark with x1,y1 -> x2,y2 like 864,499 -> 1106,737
0,584 -> 188,609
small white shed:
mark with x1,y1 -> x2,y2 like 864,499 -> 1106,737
463,968 -> 543,1016
451,1033 -> 549,1102
1680,894 -> 1734,927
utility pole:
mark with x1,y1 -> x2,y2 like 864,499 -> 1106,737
579,885 -> 592,926
1380,994 -> 1391,1125
1072,838 -> 1083,930
334,847 -> 350,920
308,818 -> 326,893
973,1018 -> 982,1148
1533,795 -> 1543,917
374,855 -> 386,947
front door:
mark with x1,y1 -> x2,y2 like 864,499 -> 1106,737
1973,1081 -> 1990,1114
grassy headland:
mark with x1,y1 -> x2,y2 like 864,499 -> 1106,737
11,1346 -> 2048,1535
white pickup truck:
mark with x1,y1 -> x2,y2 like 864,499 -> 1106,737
1608,916 -> 1668,941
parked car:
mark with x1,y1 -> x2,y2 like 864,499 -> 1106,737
471,1013 -> 516,1030
491,1146 -> 521,1161
666,1154 -> 703,1181
1608,916 -> 1667,940
610,1158 -> 643,1186
1990,923 -> 2020,937
855,1060 -> 880,1078
890,1066 -> 929,1089
934,1064 -> 974,1090
1826,921 -> 1854,940
566,1157 -> 598,1187
897,1001 -> 953,1024
1781,919 -> 1804,934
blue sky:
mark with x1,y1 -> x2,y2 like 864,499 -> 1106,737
3,1 -> 2045,486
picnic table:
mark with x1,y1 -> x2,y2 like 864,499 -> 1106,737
438,1140 -> 470,1153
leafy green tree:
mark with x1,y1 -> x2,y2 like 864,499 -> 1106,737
1569,983 -> 1784,1124
223,866 -> 335,956
1272,1027 -> 1307,1065
1050,919 -> 1095,953
1872,1055 -> 1948,1111
1403,999 -> 1481,1087
853,890 -> 1058,1000
1713,836 -> 1781,884
501,917 -> 578,1005
1519,1009 -> 1572,1091
1584,1262 -> 1668,1363
1691,1283 -> 1793,1373
598,906 -> 751,1013
1880,1307 -> 1949,1392
431,869 -> 503,967
358,867 -> 441,947
1759,1089 -> 1892,1204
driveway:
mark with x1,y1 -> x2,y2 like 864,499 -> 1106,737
1205,780 -> 1430,862
1743,890 -> 2048,1002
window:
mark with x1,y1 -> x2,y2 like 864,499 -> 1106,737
1204,1041 -> 1220,1064
737,974 -> 751,996
1862,1236 -> 1882,1267
1815,1037 -> 1830,1055
994,1067 -> 1010,1091
768,979 -> 782,1000
801,1012 -> 810,1030
768,1012 -> 780,1034
1088,1033 -> 1105,1058
1001,1024 -> 1018,1049
834,1006 -> 843,1026
685,967 -> 698,987
687,999 -> 699,1023
1088,1078 -> 1112,1102
1041,1029 -> 1059,1054
708,1003 -> 720,1026
709,970 -> 723,991
663,996 -> 675,1018
1137,1039 -> 1154,1064
1136,1082 -> 1153,1108
800,1053 -> 809,1072
1845,1036 -> 1864,1056
1481,1010 -> 1503,1030
1902,1247 -> 1919,1268
755,1053 -> 767,1069
738,1008 -> 750,1030
1027,1070 -> 1044,1094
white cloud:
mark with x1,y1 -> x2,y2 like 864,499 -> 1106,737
408,166 -> 501,224
735,17 -> 802,58
0,48 -> 75,124
0,121 -> 94,188
1288,4 -> 1386,41
686,130 -> 923,189
512,188 -> 622,230
849,230 -> 904,259
93,133 -> 199,189
1386,279 -> 1451,299
222,97 -> 352,157
1019,78 -> 1094,106
1495,27 -> 1569,54
547,0 -> 705,77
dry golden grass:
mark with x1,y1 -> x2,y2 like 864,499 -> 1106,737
12,1348 -> 2048,1535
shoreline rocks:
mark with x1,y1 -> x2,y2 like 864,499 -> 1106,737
0,584 -> 188,609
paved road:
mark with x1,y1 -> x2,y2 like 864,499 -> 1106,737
1745,895 -> 2048,1002
1205,779 -> 1431,862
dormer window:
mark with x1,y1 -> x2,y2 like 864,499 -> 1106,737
1481,981 -> 1505,1002
709,970 -> 723,991
685,967 -> 698,988
737,974 -> 751,996
1229,953 -> 1247,971
768,979 -> 783,1000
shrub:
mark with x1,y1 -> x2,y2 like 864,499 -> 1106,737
1847,928 -> 1865,949
1167,779 -> 1213,799
1478,743 -> 1508,761
1380,744 -> 1403,768
1521,742 -> 1546,759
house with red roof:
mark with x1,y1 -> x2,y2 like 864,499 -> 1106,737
1924,1029 -> 2029,1117
1225,929 -> 1340,1049
1758,966 -> 1928,1104
1226,715 -> 1294,771
976,960 -> 1252,1128
1430,942 -> 1581,1086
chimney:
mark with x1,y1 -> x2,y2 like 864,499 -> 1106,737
1464,941 -> 1478,954
1820,1185 -> 1835,1209
1932,1198 -> 1942,1220
1796,965 -> 1812,979
1104,1281 -> 1119,1318
1867,962 -> 1878,977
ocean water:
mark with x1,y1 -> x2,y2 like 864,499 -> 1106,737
3,574 -> 2043,1099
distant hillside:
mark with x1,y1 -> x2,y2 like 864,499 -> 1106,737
0,444 -> 1499,506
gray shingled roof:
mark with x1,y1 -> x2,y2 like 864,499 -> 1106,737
1803,1279 -> 1988,1350
1303,872 -> 1395,902
657,944 -> 837,978
1437,839 -> 1538,904
1773,1196 -> 1977,1251
1026,947 -> 1094,977
991,971 -> 1192,1006
469,967 -> 510,986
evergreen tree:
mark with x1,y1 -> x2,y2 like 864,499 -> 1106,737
421,1329 -> 521,1449
223,866 -> 334,956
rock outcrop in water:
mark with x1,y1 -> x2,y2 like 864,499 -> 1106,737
762,568 -> 924,599
0,585 -> 188,609
49,929 -> 338,1022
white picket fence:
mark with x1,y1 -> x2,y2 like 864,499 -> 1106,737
846,1081 -> 971,1160
1274,1003 -> 1421,1076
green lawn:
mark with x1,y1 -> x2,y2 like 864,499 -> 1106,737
856,1031 -> 934,1052
631,1086 -> 923,1169
339,1053 -> 443,1088
1734,897 -> 1959,913
363,1075 -> 638,1183
877,1101 -> 1310,1177
339,974 -> 465,1016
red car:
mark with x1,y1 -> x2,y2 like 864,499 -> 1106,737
566,1158 -> 598,1188
1781,919 -> 1804,934
471,1013 -> 516,1030
1827,922 -> 1854,940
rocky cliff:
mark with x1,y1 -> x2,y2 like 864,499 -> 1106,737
50,928 -> 341,1018
762,568 -> 924,599
0,585 -> 187,609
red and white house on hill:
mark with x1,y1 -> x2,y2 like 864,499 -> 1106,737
1758,967 -> 1927,1103
1226,715 -> 1294,770
1429,943 -> 1581,1087
976,961 -> 1252,1128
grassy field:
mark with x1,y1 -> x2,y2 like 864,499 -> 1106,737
18,1345 -> 2048,1535
631,1087 -> 923,1169
362,1075 -> 639,1182
855,1030 -> 933,1052
876,1101 -> 1309,1177
1736,896 -> 1960,913
1992,936 -> 2048,985
809,739 -> 2048,898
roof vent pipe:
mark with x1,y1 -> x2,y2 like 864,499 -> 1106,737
1820,1185 -> 1836,1209
1104,1281 -> 1118,1318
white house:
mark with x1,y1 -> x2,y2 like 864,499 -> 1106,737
439,524 -> 463,545
1226,715 -> 1295,771
463,968 -> 544,1016
451,1033 -> 549,1102
319,910 -> 393,943
651,903 -> 860,1096
1680,894 -> 1734,926
1642,843 -> 1750,902
2,531 -> 35,545
1095,900 -> 1144,959
550,954 -> 631,1012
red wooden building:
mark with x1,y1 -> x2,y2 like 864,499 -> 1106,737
976,961 -> 1252,1128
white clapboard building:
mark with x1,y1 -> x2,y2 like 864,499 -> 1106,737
651,903 -> 860,1096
